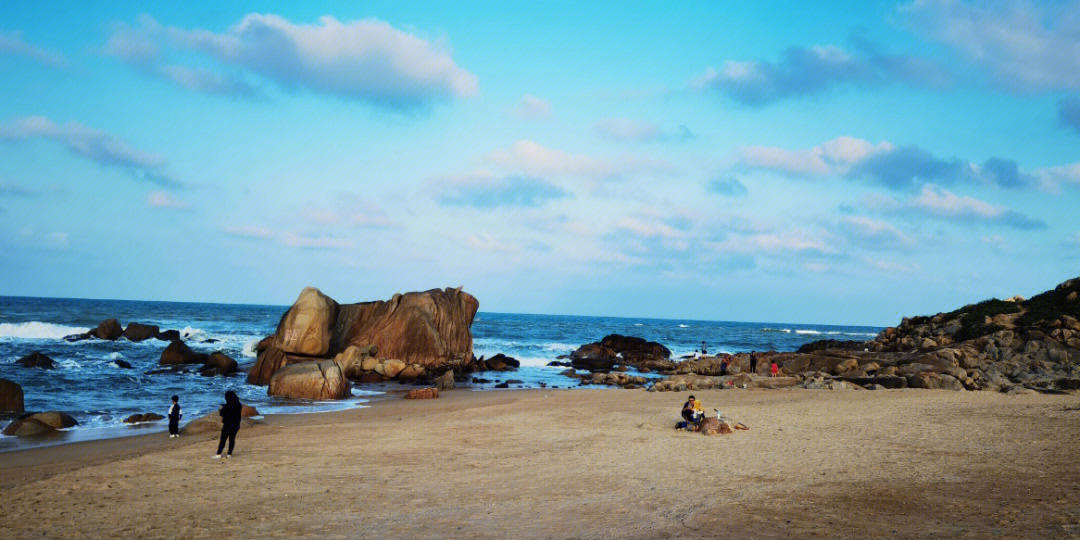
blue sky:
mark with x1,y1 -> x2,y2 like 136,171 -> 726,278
1,0 -> 1078,326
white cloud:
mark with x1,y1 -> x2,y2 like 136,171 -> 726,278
483,140 -> 670,179
465,233 -> 518,253
863,257 -> 919,273
147,190 -> 189,209
0,30 -> 65,66
838,216 -> 916,250
223,225 -> 275,239
739,135 -> 1079,192
594,118 -> 662,141
111,13 -> 478,105
903,0 -> 1080,91
691,42 -> 944,104
739,136 -> 894,177
867,185 -> 1047,230
508,94 -> 551,118
0,116 -> 176,185
710,231 -> 836,255
909,185 -> 1000,218
299,197 -> 395,228
614,215 -> 684,240
280,232 -> 353,250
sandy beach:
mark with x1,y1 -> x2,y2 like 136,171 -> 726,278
2,388 -> 1079,539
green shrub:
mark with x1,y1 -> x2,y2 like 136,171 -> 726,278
1016,279 -> 1080,326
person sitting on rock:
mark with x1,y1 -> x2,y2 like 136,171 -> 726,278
681,395 -> 704,429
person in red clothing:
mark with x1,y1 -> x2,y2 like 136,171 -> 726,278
770,360 -> 779,377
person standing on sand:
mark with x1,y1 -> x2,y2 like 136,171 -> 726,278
749,352 -> 758,375
168,395 -> 182,438
213,390 -> 242,459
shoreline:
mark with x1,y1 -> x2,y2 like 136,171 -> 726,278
2,387 -> 1078,539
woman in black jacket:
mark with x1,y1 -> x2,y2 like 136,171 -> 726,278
213,390 -> 242,459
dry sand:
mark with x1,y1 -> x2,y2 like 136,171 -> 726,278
2,388 -> 1079,539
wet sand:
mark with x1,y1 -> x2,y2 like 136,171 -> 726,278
2,388 -> 1079,539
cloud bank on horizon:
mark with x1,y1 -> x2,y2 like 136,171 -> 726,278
1,1 -> 1078,326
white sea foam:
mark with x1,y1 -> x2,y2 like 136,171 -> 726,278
0,321 -> 89,340
678,324 -> 689,328
795,329 -> 822,335
241,339 -> 259,358
108,352 -> 124,360
180,326 -> 205,340
541,342 -> 576,353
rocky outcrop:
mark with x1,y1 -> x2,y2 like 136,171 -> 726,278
124,413 -> 165,424
568,334 -> 671,371
66,320 -> 182,342
16,351 -> 55,369
159,340 -> 203,365
276,287 -> 338,356
405,387 -> 439,399
569,276 -> 1080,393
122,322 -> 159,342
248,287 -> 478,391
268,360 -> 350,400
435,371 -> 455,391
91,318 -> 123,340
3,411 -> 77,437
200,352 -> 238,376
0,379 -> 24,412
180,406 -> 258,435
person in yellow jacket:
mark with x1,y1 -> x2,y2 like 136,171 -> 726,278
681,395 -> 704,428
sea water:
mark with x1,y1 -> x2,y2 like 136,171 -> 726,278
0,296 -> 880,442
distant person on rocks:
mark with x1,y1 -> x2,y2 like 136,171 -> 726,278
681,395 -> 704,429
770,360 -> 779,377
213,390 -> 242,459
720,357 -> 729,376
168,394 -> 182,438
701,341 -> 708,356
749,352 -> 758,375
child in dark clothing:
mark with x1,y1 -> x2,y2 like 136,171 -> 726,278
168,395 -> 182,438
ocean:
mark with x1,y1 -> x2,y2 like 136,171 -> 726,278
0,296 -> 881,443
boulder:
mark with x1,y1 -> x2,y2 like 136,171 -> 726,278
332,287 -> 478,367
2,411 -> 77,436
15,351 -> 55,369
275,287 -> 338,356
0,378 -> 24,412
375,359 -> 407,378
124,413 -> 165,424
113,359 -> 132,369
268,360 -> 350,400
435,371 -> 455,391
159,340 -> 202,365
2,417 -> 55,437
91,319 -> 123,340
32,411 -> 78,429
200,352 -> 237,376
397,364 -> 425,380
122,322 -> 160,342
248,287 -> 478,385
181,411 -> 256,435
156,329 -> 181,342
404,387 -> 439,399
569,343 -> 617,371
332,344 -> 377,379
